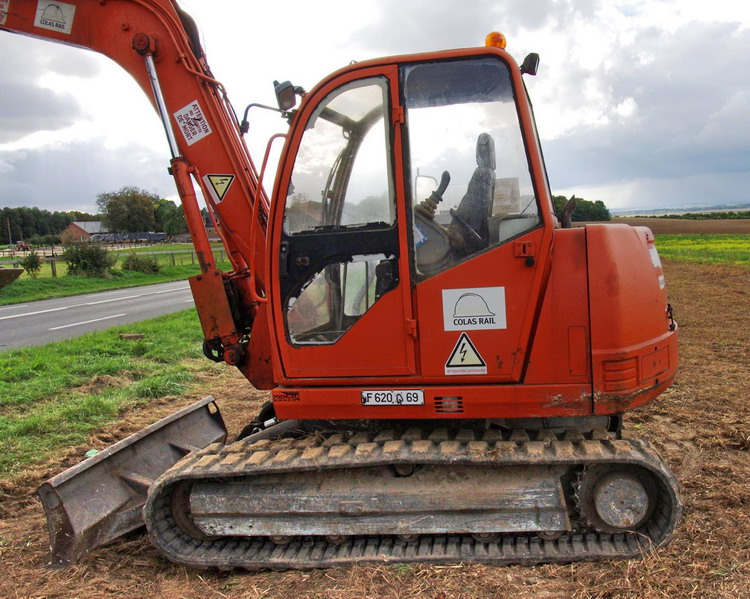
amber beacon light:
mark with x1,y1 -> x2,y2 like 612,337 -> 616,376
485,31 -> 507,48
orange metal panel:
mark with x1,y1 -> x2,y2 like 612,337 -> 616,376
414,228 -> 546,382
586,224 -> 678,414
273,382 -> 592,421
521,228 -> 591,392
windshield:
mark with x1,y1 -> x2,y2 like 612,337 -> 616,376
403,57 -> 541,277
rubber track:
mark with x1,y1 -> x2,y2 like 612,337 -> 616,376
144,428 -> 681,570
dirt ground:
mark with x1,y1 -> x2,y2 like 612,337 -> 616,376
1,260 -> 749,599
611,217 -> 750,235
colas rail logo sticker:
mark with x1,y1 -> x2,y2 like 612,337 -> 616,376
34,1 -> 76,34
445,333 -> 487,375
442,286 -> 506,331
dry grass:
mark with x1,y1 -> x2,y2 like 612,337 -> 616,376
1,260 -> 749,598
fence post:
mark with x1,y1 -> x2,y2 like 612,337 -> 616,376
191,251 -> 195,265
50,258 -> 57,278
171,252 -> 176,266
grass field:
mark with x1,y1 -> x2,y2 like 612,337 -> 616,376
655,234 -> 750,267
0,309 -> 224,477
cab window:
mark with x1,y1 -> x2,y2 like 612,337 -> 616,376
402,57 -> 542,278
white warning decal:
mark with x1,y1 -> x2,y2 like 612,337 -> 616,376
0,0 -> 9,26
445,333 -> 487,376
173,100 -> 213,146
442,286 -> 506,331
202,174 -> 235,204
35,1 -> 76,34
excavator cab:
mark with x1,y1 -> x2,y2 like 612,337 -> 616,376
269,50 -> 555,401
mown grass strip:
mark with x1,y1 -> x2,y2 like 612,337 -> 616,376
0,308 -> 223,478
655,234 -> 750,267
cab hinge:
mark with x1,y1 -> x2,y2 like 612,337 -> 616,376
406,318 -> 418,339
392,105 -> 405,125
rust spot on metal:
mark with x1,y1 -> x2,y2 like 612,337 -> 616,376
594,380 -> 663,414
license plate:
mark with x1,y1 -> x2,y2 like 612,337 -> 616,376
361,389 -> 425,406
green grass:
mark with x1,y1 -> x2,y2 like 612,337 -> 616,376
655,234 -> 750,267
0,308 -> 224,477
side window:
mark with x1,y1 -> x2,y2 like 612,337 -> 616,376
403,58 -> 542,278
282,78 -> 398,345
284,78 -> 395,234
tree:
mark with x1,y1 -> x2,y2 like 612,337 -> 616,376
96,186 -> 161,233
153,198 -> 188,237
20,251 -> 43,278
553,195 -> 611,222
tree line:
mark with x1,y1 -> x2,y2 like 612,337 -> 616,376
5,188 -> 610,247
652,211 -> 750,220
2,207 -> 97,246
552,195 -> 611,222
2,186 -> 188,246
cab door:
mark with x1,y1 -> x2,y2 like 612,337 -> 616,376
401,55 -> 554,383
270,67 -> 416,379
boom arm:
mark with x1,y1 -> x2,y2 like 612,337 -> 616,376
1,0 -> 269,361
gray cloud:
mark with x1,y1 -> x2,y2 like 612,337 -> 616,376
0,35 -> 98,142
351,1 -> 750,207
349,0 -> 563,54
543,20 -> 750,202
0,139 -> 173,212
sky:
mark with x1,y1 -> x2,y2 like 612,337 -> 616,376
0,0 -> 748,214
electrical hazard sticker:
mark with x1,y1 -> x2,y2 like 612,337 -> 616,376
442,286 -> 506,331
203,174 -> 235,204
173,100 -> 213,146
445,333 -> 487,376
34,0 -> 76,34
0,0 -> 9,26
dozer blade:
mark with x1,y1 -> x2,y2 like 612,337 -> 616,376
37,396 -> 227,567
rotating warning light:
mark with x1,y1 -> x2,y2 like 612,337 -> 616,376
485,31 -> 507,49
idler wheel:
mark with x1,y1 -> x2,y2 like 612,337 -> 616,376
577,466 -> 658,532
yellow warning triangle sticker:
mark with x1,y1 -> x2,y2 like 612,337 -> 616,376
445,333 -> 487,375
205,174 -> 235,202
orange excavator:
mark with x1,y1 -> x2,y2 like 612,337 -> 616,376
2,1 -> 681,570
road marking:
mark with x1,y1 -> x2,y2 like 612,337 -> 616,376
183,299 -> 195,303
48,313 -> 127,331
0,304 -> 28,311
0,285 -> 190,321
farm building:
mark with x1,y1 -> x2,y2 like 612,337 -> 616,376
59,221 -> 108,243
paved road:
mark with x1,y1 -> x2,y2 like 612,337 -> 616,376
0,281 -> 194,351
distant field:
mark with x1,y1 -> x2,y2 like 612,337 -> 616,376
611,217 -> 750,235
654,234 -> 750,267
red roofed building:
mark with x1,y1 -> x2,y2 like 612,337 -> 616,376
59,221 -> 107,243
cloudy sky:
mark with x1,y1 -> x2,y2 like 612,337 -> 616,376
0,0 -> 748,213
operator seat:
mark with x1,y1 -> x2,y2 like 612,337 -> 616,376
448,133 -> 496,253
